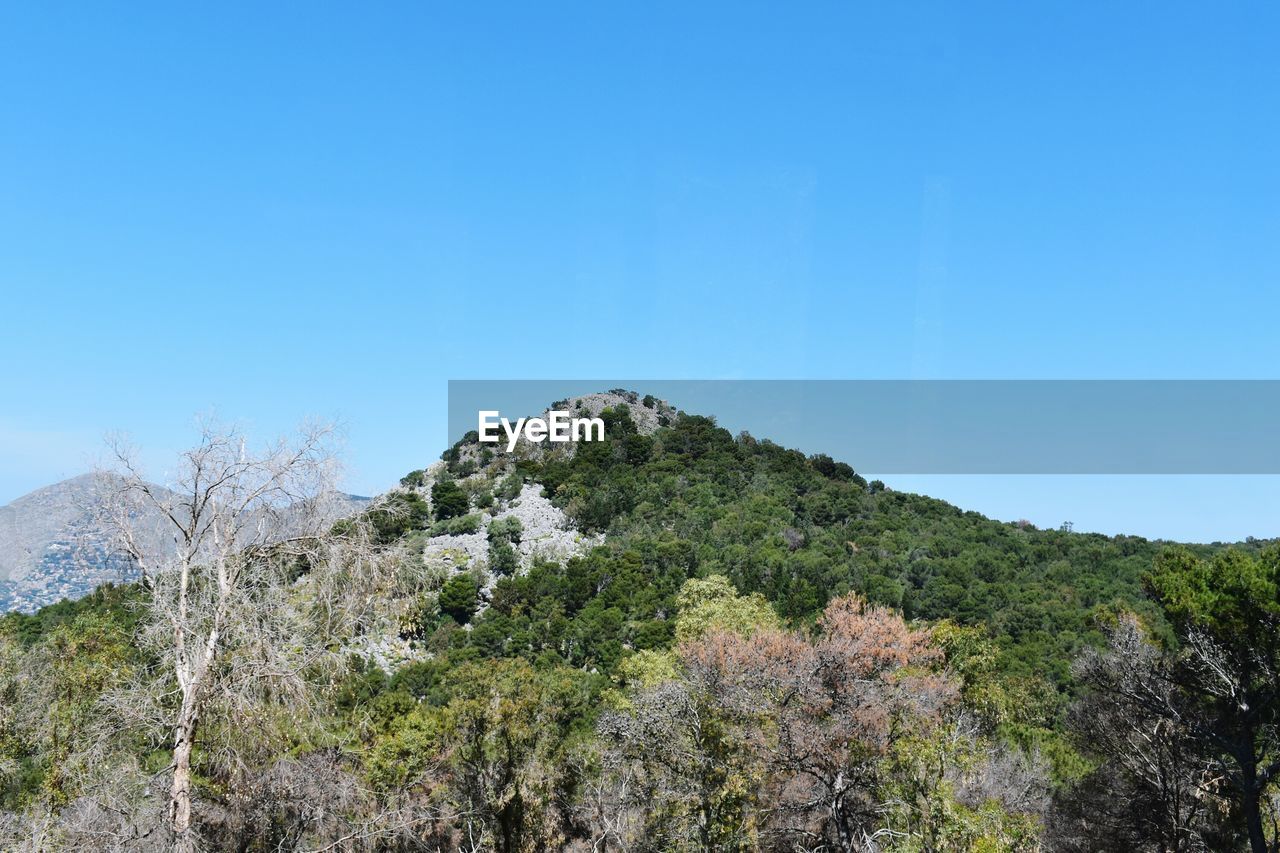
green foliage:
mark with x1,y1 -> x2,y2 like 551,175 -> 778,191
439,573 -> 481,623
534,412 -> 1175,685
366,490 -> 431,544
673,575 -> 780,642
487,516 -> 523,546
4,397 -> 1263,850
496,472 -> 524,501
477,542 -> 690,669
366,658 -> 598,850
0,633 -> 30,807
881,725 -> 1044,852
486,517 -> 524,576
0,582 -> 144,649
40,614 -> 137,804
615,648 -> 679,690
333,656 -> 390,714
1146,544 -> 1280,644
428,512 -> 481,536
390,659 -> 447,703
1141,545 -> 1280,849
489,541 -> 519,576
808,452 -> 858,483
0,602 -> 142,809
431,478 -> 470,521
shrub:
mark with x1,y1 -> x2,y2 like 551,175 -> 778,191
368,491 -> 431,544
490,541 -> 519,576
399,469 -> 426,488
487,516 -> 523,546
497,473 -> 523,501
428,514 -> 482,537
431,479 -> 469,520
439,574 -> 481,623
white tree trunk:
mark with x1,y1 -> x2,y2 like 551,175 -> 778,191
170,691 -> 199,853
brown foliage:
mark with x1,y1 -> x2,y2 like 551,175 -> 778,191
598,593 -> 963,851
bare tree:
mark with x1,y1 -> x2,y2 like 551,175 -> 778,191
1069,614 -> 1221,852
99,420 -> 344,852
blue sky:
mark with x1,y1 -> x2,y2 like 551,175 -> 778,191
2,3 -> 1278,541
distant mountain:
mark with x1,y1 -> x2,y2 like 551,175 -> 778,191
0,474 -> 148,613
0,474 -> 369,614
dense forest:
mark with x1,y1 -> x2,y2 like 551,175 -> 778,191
2,395 -> 1279,851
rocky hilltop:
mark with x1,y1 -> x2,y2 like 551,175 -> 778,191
0,392 -> 661,614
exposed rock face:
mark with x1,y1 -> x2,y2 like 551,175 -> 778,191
420,483 -> 602,580
446,390 -> 679,471
346,482 -> 603,671
549,391 -> 676,436
420,391 -> 659,587
348,395 -> 651,670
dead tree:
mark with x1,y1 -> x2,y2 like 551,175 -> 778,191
100,420 -> 343,852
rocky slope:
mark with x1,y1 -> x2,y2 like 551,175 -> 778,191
0,392 -> 657,615
350,392 -> 662,669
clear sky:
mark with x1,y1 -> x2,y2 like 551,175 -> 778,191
2,4 -> 1278,541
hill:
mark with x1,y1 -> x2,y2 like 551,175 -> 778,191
424,392 -> 1216,683
2,392 -> 1276,851
0,474 -> 167,613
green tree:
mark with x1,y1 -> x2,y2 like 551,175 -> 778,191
488,516 -> 523,546
432,479 -> 470,521
367,490 -> 431,544
674,575 -> 780,643
490,540 -> 519,576
439,574 -> 481,624
38,614 -> 136,805
1143,545 -> 1280,853
368,659 -> 593,852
